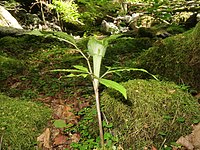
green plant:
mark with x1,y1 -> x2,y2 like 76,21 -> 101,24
69,106 -> 119,150
52,34 -> 157,147
48,0 -> 82,25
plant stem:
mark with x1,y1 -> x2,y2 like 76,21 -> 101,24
93,78 -> 104,147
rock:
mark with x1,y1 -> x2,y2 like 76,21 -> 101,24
0,5 -> 23,29
101,20 -> 120,34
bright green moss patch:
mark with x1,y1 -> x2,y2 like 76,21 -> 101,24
0,94 -> 52,149
101,79 -> 200,149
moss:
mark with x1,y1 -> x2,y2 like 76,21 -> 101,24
0,34 -> 68,59
104,37 -> 153,66
135,22 -> 200,91
101,79 -> 200,149
0,55 -> 25,81
166,24 -> 185,34
0,94 -> 52,149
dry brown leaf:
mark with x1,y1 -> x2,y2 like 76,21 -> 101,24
191,123 -> 200,149
168,89 -> 176,94
54,105 -> 77,123
176,123 -> 200,150
152,145 -> 157,150
194,92 -> 200,99
176,135 -> 194,150
37,128 -> 51,149
53,134 -> 67,146
117,145 -> 124,150
71,133 -> 80,143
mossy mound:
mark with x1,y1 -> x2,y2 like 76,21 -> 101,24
135,22 -> 200,91
0,94 -> 52,149
101,79 -> 200,149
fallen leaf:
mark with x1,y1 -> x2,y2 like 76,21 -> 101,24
176,123 -> 200,150
54,105 -> 77,124
37,128 -> 51,149
71,133 -> 80,143
194,92 -> 200,99
168,89 -> 176,94
191,123 -> 200,149
152,146 -> 157,150
53,134 -> 67,145
176,135 -> 194,150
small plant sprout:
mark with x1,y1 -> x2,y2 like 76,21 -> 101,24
52,35 -> 158,147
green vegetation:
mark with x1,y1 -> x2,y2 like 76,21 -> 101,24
49,0 -> 82,25
0,55 -> 25,81
136,22 -> 200,92
0,0 -> 200,149
0,94 -> 52,149
69,106 -> 119,149
101,79 -> 200,149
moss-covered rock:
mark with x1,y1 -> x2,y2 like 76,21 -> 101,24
0,94 -> 52,149
135,22 -> 200,92
101,79 -> 200,149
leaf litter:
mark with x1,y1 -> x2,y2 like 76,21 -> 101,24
36,92 -> 91,150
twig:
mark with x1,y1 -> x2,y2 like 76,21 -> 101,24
0,134 -> 3,150
159,138 -> 166,150
102,111 -> 112,134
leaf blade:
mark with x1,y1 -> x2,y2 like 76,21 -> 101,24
99,78 -> 127,99
73,65 -> 89,73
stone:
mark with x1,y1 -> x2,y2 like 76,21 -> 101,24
0,5 -> 23,29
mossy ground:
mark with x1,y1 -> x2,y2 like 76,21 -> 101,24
0,33 -> 87,98
0,94 -> 52,149
0,55 -> 25,81
101,79 -> 200,149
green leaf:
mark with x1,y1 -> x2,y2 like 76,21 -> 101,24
25,30 -> 44,36
159,131 -> 167,136
103,121 -> 113,128
67,73 -> 88,78
104,132 -> 112,140
52,69 -> 87,73
193,119 -> 200,124
99,78 -> 127,99
102,67 -> 159,80
53,120 -> 67,128
177,117 -> 185,123
52,31 -> 76,44
73,65 -> 89,73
